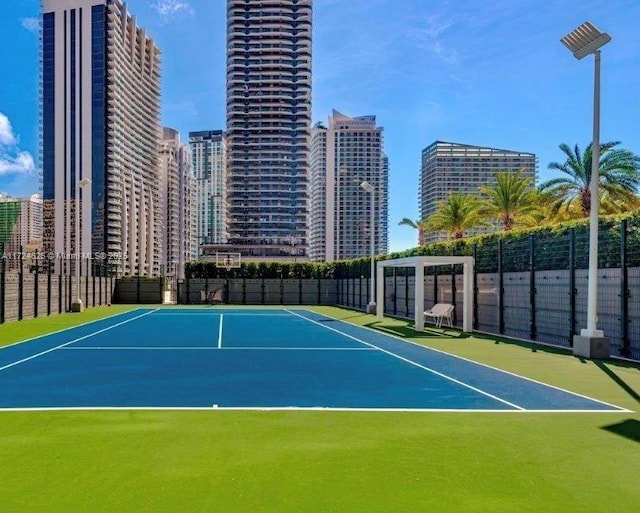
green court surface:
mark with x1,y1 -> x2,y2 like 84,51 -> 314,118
0,305 -> 639,512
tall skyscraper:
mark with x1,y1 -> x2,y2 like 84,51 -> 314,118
309,110 -> 389,262
419,141 -> 537,241
159,128 -> 196,279
189,130 -> 228,251
41,0 -> 161,276
225,0 -> 312,260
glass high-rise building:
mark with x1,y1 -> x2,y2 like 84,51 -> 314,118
41,0 -> 161,276
225,0 -> 312,260
309,110 -> 389,262
189,130 -> 227,251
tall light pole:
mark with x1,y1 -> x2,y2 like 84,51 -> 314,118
561,21 -> 611,358
72,177 -> 91,312
360,181 -> 376,313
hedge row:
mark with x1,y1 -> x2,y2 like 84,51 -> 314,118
185,212 -> 640,278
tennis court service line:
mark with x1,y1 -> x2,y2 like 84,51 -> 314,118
60,346 -> 376,351
284,309 -> 525,411
0,309 -> 158,373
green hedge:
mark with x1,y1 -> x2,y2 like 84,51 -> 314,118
184,212 -> 640,278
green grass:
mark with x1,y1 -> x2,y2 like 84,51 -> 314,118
1,306 -> 639,512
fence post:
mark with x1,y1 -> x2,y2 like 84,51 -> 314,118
34,253 -> 39,318
472,243 -> 478,330
393,267 -> 397,316
242,270 -> 246,304
569,228 -> 576,346
68,263 -> 73,312
498,238 -> 504,334
0,244 -> 5,324
529,234 -> 537,340
85,258 -> 89,307
433,265 -> 439,306
58,258 -> 63,314
279,270 -> 284,304
620,219 -> 630,357
47,257 -> 52,316
261,276 -> 265,305
98,261 -> 103,306
451,264 -> 457,325
404,267 -> 409,317
18,245 -> 24,321
92,259 -> 96,306
359,260 -> 363,310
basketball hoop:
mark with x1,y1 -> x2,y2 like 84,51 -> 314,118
224,256 -> 232,272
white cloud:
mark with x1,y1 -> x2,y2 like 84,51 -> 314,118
406,15 -> 459,65
151,0 -> 194,23
21,17 -> 40,34
0,113 -> 18,147
0,152 -> 36,176
0,113 -> 35,176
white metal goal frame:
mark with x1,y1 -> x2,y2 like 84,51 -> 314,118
375,256 -> 474,332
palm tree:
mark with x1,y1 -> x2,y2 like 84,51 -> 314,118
398,217 -> 428,245
423,193 -> 487,239
480,169 -> 539,231
540,142 -> 640,217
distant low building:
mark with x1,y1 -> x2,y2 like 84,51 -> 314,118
0,193 -> 43,268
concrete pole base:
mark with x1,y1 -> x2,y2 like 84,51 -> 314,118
71,300 -> 84,313
366,302 -> 377,314
573,335 -> 610,359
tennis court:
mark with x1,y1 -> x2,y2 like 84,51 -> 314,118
0,308 -> 628,412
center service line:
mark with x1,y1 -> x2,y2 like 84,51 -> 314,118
0,309 -> 159,373
218,314 -> 224,349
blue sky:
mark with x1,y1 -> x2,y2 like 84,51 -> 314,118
1,0 -> 639,253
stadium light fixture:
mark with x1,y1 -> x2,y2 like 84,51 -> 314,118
561,22 -> 611,351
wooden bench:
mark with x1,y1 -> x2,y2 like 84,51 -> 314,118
424,303 -> 454,328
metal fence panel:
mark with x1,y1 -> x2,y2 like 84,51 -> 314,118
503,271 -> 530,340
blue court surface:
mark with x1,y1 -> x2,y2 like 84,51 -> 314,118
0,308 -> 628,412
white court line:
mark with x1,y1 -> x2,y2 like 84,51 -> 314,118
0,308 -> 143,351
150,312 -> 291,316
285,309 -> 525,411
218,314 -> 224,349
60,346 -> 376,351
0,406 -> 628,413
302,309 -> 631,413
0,309 -> 158,373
